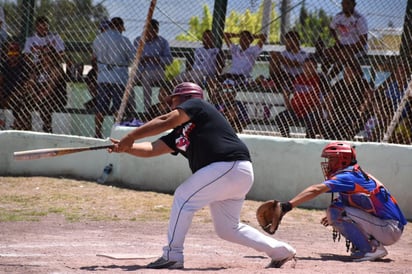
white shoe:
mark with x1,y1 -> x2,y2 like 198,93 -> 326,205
353,244 -> 388,262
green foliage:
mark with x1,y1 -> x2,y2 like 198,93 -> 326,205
295,6 -> 333,47
165,59 -> 182,81
177,2 -> 280,44
2,0 -> 109,42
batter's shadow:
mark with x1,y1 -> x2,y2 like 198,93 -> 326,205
79,264 -> 144,271
79,264 -> 229,272
297,253 -> 393,263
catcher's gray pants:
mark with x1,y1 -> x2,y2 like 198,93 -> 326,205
162,160 -> 296,263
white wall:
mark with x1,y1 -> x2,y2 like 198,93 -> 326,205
1,129 -> 411,220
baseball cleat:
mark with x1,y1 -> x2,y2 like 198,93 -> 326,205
146,256 -> 184,269
266,253 -> 297,268
353,244 -> 388,262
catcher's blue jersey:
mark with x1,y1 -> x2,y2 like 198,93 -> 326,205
324,165 -> 407,226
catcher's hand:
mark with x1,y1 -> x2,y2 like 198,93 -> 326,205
256,200 -> 292,234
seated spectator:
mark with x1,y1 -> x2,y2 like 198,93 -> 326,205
209,30 -> 266,89
173,29 -> 225,88
133,19 -> 173,112
208,85 -> 250,133
361,62 -> 411,142
143,82 -> 172,121
23,16 -> 66,65
0,40 -> 32,130
273,57 -> 326,138
317,60 -> 371,140
28,47 -> 67,133
269,30 -> 309,92
317,0 -> 368,78
206,30 -> 265,131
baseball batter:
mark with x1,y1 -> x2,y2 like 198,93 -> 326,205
109,82 -> 296,269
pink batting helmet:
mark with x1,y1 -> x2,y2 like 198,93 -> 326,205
166,82 -> 204,104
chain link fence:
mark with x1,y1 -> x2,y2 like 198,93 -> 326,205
0,0 -> 410,144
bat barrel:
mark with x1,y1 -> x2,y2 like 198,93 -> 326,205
13,144 -> 114,161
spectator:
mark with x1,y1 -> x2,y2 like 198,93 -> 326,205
173,29 -> 225,87
84,19 -> 112,111
93,16 -> 135,138
28,47 -> 67,133
0,8 -> 9,50
318,60 -> 371,140
23,16 -> 65,65
273,57 -> 326,138
143,82 -> 172,121
0,40 -> 31,130
269,30 -> 309,92
361,62 -> 411,142
207,30 -> 265,131
319,0 -> 368,78
217,30 -> 266,85
133,19 -> 173,112
208,86 -> 250,133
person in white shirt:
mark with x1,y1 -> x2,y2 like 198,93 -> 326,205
320,0 -> 368,77
269,30 -> 309,91
173,30 -> 225,87
23,16 -> 65,65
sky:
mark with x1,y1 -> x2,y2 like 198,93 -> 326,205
94,0 -> 408,42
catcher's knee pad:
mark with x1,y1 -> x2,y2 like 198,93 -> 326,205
327,203 -> 372,253
326,202 -> 346,226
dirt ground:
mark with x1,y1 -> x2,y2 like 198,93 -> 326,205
0,177 -> 411,274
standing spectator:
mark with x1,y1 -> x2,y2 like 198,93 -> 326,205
23,16 -> 65,65
173,29 -> 225,87
0,40 -> 31,130
273,57 -> 326,138
84,19 -> 114,111
320,0 -> 368,77
108,82 -> 296,269
269,31 -> 309,92
133,19 -> 173,112
93,16 -> 134,138
319,60 -> 371,140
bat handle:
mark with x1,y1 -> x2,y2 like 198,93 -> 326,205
90,145 -> 114,151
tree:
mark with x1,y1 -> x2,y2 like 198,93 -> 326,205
2,0 -> 109,42
176,2 -> 280,44
295,6 -> 333,47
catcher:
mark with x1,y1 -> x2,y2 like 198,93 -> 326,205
257,141 -> 406,262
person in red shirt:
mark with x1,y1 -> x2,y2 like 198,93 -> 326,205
274,56 -> 327,138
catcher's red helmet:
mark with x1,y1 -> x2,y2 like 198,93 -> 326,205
321,142 -> 357,178
166,82 -> 204,105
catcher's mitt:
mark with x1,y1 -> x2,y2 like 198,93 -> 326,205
256,200 -> 292,234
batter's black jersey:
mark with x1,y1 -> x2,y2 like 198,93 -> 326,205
160,98 -> 251,173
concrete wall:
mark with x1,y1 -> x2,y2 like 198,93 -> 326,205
1,129 -> 411,220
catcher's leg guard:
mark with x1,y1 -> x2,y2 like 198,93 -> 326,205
327,202 -> 372,253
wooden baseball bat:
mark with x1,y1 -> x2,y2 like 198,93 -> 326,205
13,145 -> 113,161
